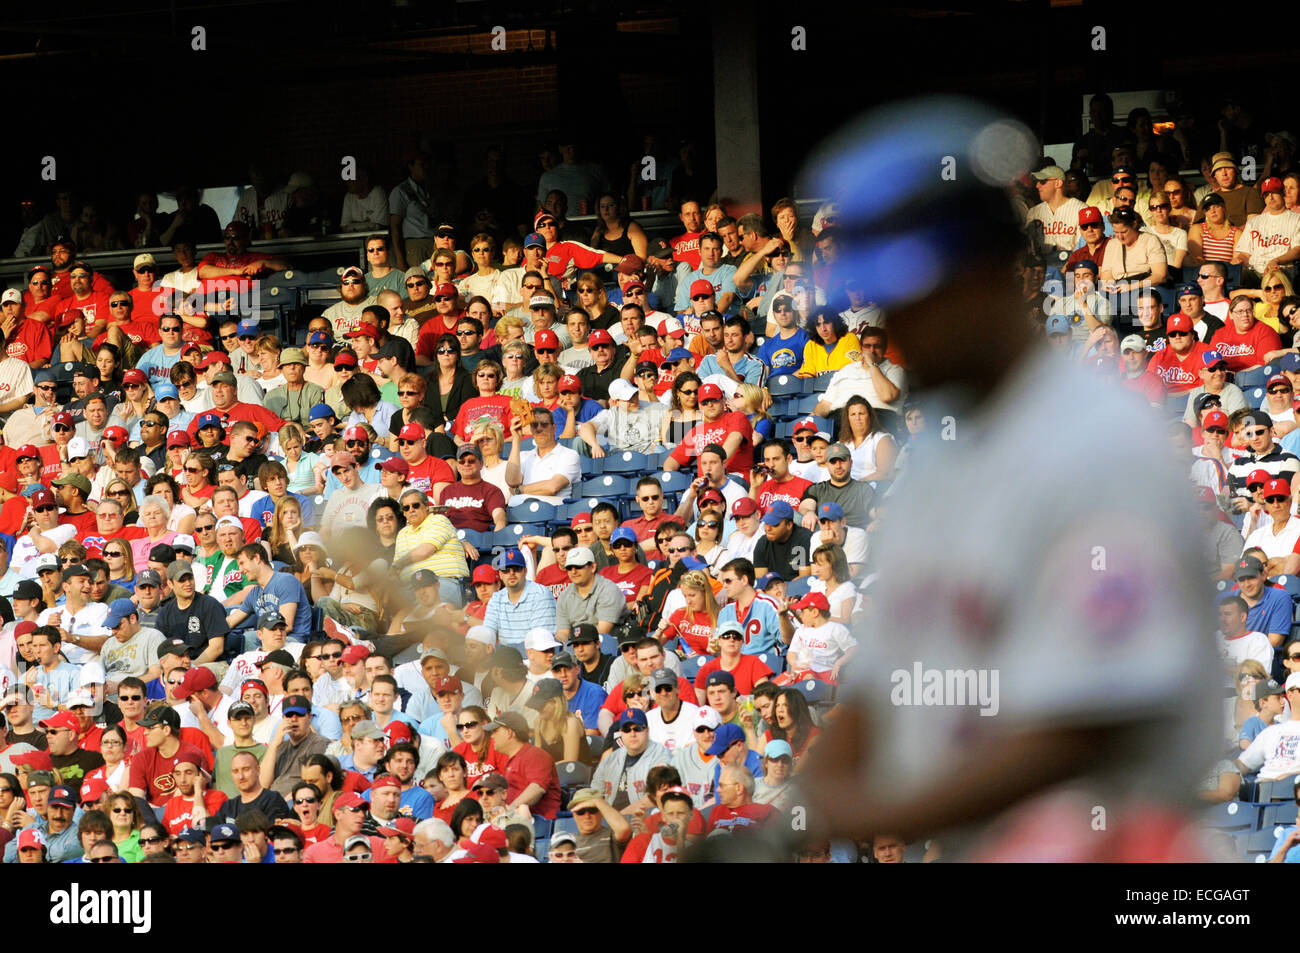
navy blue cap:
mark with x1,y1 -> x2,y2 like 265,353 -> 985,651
664,347 -> 694,364
1281,353 -> 1300,373
195,412 -> 222,431
617,708 -> 648,730
307,331 -> 334,347
756,571 -> 784,590
705,723 -> 745,756
762,500 -> 795,526
175,827 -> 207,846
209,823 -> 240,844
498,548 -> 526,569
1177,283 -> 1203,298
705,669 -> 735,690
1068,258 -> 1098,273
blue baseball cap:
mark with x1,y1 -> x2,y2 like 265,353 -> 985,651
1044,314 -> 1069,336
104,597 -> 139,629
209,823 -> 240,845
307,331 -> 334,347
175,827 -> 207,846
33,369 -> 55,385
762,500 -> 795,526
237,320 -> 260,338
817,501 -> 845,521
756,571 -> 784,591
523,232 -> 545,249
664,348 -> 694,364
680,556 -> 708,571
1177,283 -> 1203,298
764,740 -> 794,760
1068,258 -> 1098,273
152,382 -> 179,401
610,527 -> 638,546
1201,350 -> 1226,368
257,609 -> 287,629
499,548 -> 527,569
308,403 -> 336,422
195,412 -> 222,430
705,669 -> 736,690
617,708 -> 648,730
705,723 -> 745,756
1281,353 -> 1300,374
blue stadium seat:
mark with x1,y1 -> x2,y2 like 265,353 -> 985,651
1257,778 -> 1298,802
599,634 -> 618,656
579,455 -> 603,477
645,449 -> 671,470
1153,285 -> 1176,313
768,374 -> 804,396
1247,827 -> 1282,855
756,651 -> 785,676
507,500 -> 557,524
1235,369 -> 1269,390
783,575 -> 813,599
775,420 -> 796,439
552,815 -> 578,837
603,451 -> 649,474
1164,393 -> 1186,416
654,471 -> 691,494
680,655 -> 712,681
557,500 -> 598,521
769,397 -> 797,420
1275,577 -> 1300,602
791,678 -> 835,706
455,528 -> 490,552
805,374 -> 833,394
1204,800 -> 1262,831
555,760 -> 592,791
488,525 -> 530,548
812,415 -> 835,434
532,816 -> 553,841
794,394 -> 821,416
1262,801 -> 1298,828
579,474 -> 633,497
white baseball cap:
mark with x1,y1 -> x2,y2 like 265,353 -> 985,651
607,378 -> 637,402
694,706 -> 722,730
1,289 -> 20,306
1285,672 -> 1300,692
564,546 -> 596,568
466,625 -> 496,648
293,531 -> 325,551
524,628 -> 562,652
65,688 -> 96,708
215,516 -> 243,531
78,660 -> 106,687
66,437 -> 91,460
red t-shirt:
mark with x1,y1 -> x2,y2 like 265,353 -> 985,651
54,293 -> 112,330
535,563 -> 570,599
59,510 -> 98,537
440,479 -> 507,533
303,833 -> 396,863
405,455 -> 455,498
130,288 -> 167,323
669,411 -> 754,475
434,792 -> 480,825
706,802 -> 780,834
452,395 -> 513,443
414,313 -> 465,361
600,563 -> 653,603
755,475 -> 813,512
51,271 -> 113,301
1120,368 -> 1166,405
285,820 -> 333,847
196,253 -> 268,293
93,320 -> 161,350
161,790 -> 226,834
7,319 -> 52,367
670,232 -> 703,271
622,513 -> 671,543
544,241 -> 605,280
502,743 -> 561,819
663,608 -> 717,656
1144,342 -> 1211,394
38,444 -> 65,484
186,403 -> 285,438
694,655 -> 775,696
453,740 -> 509,789
128,740 -> 207,806
602,676 -> 696,716
1210,322 -> 1283,372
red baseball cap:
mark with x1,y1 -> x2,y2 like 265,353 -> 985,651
378,816 -> 417,841
1269,374 -> 1292,389
558,375 -> 582,394
333,792 -> 366,815
792,417 -> 818,434
346,323 -> 379,340
397,422 -> 427,441
175,666 -> 217,699
343,426 -> 369,442
239,678 -> 268,698
588,329 -> 614,348
1202,410 -> 1230,430
1166,314 -> 1192,334
198,350 -> 231,368
167,429 -> 192,448
698,488 -> 725,507
341,644 -> 370,665
472,565 -> 499,585
15,445 -> 39,461
38,710 -> 79,733
383,721 -> 413,745
534,329 -> 559,350
433,676 -> 463,694
29,488 -> 56,508
731,497 -> 759,517
1078,206 -> 1103,225
370,774 -> 401,792
80,778 -> 109,804
657,317 -> 685,338
434,282 -> 457,298
1247,468 -> 1272,487
689,279 -> 715,298
334,351 -> 358,368
11,749 -> 54,771
102,426 -> 129,444
122,368 -> 147,386
697,383 -> 723,402
793,592 -> 831,612
571,512 -> 593,527
52,411 -> 73,427
1265,478 -> 1292,497
1261,177 -> 1285,195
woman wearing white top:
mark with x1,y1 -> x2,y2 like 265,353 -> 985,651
95,724 -> 131,792
457,233 -> 502,302
472,421 -> 510,500
1142,191 -> 1187,269
840,396 -> 897,483
806,544 -> 857,626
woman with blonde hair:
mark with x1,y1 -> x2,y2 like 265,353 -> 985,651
106,791 -> 145,863
266,496 -> 305,567
472,420 -> 509,498
1141,190 -> 1187,268
1232,659 -> 1270,740
729,382 -> 773,447
277,422 -> 323,495
530,363 -> 562,412
573,271 -> 620,331
532,687 -> 591,766
660,570 -> 720,657
1233,271 -> 1295,334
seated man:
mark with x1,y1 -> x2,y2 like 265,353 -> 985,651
504,408 -> 581,507
1237,675 -> 1300,781
814,326 -> 906,418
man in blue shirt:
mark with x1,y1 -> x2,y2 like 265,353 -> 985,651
674,234 -> 739,314
757,292 -> 810,374
1233,556 -> 1292,660
715,558 -> 792,656
697,314 -> 765,386
482,548 -> 557,651
225,544 -> 313,649
135,313 -> 188,386
548,651 -> 606,735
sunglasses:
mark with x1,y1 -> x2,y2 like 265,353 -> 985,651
1167,331 -> 1190,338
694,726 -> 716,734
320,652 -> 342,660
402,503 -> 425,512
118,694 -> 143,702
691,294 -> 711,301
620,725 -> 647,733
1148,204 -> 1170,211
1265,285 -> 1286,292
572,807 -> 600,817
456,722 -> 480,731
679,389 -> 698,397
1270,387 -> 1293,394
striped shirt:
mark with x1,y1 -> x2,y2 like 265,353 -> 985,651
394,513 -> 468,581
1199,226 -> 1239,264
483,582 -> 558,650
1226,444 -> 1300,497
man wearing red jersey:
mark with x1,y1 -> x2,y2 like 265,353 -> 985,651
1211,296 -> 1282,373
185,371 -> 285,438
664,382 -> 754,475
92,291 -> 161,351
127,705 -> 207,808
1145,315 -> 1211,394
652,199 -> 704,274
413,283 -> 465,360
20,265 -> 60,318
1118,334 -> 1165,406
159,755 -> 225,834
533,527 -> 576,599
752,440 -> 813,511
622,476 -> 673,554
394,422 -> 454,498
52,262 -> 111,337
196,222 -> 289,297
48,236 -> 113,302
0,293 -> 53,369
535,211 -> 629,286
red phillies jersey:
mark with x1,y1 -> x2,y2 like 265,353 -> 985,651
1144,342 -> 1211,394
663,607 -> 717,656
1210,322 -> 1282,372
130,288 -> 167,322
22,293 -> 63,316
544,240 -> 605,279
7,319 -> 52,367
706,802 -> 780,834
755,475 -> 813,511
414,313 -> 465,360
185,403 -> 285,437
669,411 -> 754,474
1120,368 -> 1165,405
535,563 -> 570,599
670,232 -> 703,270
453,740 -> 509,789
161,789 -> 226,834
54,292 -> 112,330
50,271 -> 113,301
405,455 -> 455,497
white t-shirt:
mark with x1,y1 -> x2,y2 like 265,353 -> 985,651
221,643 -> 306,693
14,524 -> 77,578
807,579 -> 858,621
37,602 -> 110,666
720,528 -> 761,565
820,361 -> 907,415
845,431 -> 895,482
1219,630 -> 1274,672
789,620 -> 857,673
508,445 -> 581,507
1235,209 -> 1300,273
1141,225 -> 1188,263
1099,231 -> 1168,280
810,527 -> 868,566
789,460 -> 829,483
1026,198 -> 1085,252
160,266 -> 202,298
1243,515 -> 1300,561
1240,720 -> 1300,780
646,701 -> 703,755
